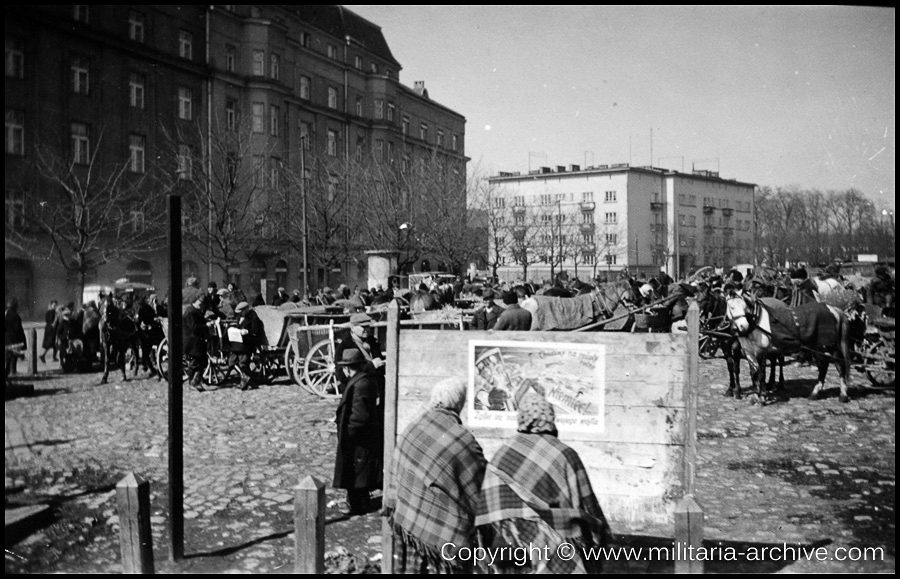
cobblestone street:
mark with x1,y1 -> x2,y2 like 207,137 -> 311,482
5,355 -> 895,573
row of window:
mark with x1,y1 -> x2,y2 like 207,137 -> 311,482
6,187 -> 146,233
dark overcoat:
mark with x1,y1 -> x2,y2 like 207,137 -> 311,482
333,370 -> 384,490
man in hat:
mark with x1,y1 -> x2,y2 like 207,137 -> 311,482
474,288 -> 504,330
333,349 -> 384,516
182,287 -> 209,391
271,287 -> 290,306
229,301 -> 264,390
203,281 -> 221,315
494,290 -> 533,331
333,312 -> 384,394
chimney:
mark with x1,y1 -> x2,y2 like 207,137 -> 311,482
557,165 -> 566,173
570,164 -> 581,172
413,81 -> 429,98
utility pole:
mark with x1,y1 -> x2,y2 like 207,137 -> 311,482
300,143 -> 309,297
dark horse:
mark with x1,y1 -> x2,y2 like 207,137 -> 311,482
407,282 -> 455,312
99,297 -> 139,384
726,292 -> 852,404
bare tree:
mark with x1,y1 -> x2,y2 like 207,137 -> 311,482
6,131 -> 167,304
155,117 -> 280,281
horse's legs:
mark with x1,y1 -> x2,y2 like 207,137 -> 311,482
777,355 -> 785,391
724,340 -> 741,398
808,353 -> 829,400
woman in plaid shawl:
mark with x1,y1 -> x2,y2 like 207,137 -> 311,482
475,392 -> 612,574
384,377 -> 487,573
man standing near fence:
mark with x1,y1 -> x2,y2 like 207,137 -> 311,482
333,349 -> 384,516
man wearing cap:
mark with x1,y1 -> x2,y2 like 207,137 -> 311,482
493,290 -> 533,331
229,301 -> 264,390
333,349 -> 384,516
474,288 -> 504,330
203,281 -> 221,315
182,287 -> 209,391
333,312 -> 384,394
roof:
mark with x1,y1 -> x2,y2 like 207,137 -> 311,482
283,5 -> 400,67
489,165 -> 756,188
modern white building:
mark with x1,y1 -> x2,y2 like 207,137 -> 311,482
487,164 -> 755,282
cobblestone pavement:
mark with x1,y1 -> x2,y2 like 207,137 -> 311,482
4,355 -> 895,573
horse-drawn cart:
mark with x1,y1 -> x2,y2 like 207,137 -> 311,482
853,305 -> 895,389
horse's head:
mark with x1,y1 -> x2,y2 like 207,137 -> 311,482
725,292 -> 755,334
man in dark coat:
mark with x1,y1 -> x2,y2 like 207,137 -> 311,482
333,349 -> 384,516
494,291 -> 533,331
182,288 -> 209,391
228,301 -> 264,390
333,312 -> 384,394
474,288 -> 504,330
5,298 -> 27,377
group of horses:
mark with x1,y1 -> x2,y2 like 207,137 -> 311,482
696,275 -> 862,405
56,296 -> 163,384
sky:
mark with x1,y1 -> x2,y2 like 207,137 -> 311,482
345,5 -> 895,212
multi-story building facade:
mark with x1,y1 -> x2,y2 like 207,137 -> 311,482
487,164 -> 755,283
5,5 -> 466,318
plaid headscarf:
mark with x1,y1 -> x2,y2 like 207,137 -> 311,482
475,433 -> 611,573
517,392 -> 558,436
384,407 -> 487,572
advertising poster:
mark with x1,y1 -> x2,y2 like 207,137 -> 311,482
468,340 -> 606,434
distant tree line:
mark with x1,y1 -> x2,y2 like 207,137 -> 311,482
754,186 -> 894,267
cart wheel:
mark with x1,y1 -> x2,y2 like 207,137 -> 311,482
863,336 -> 895,389
291,347 -> 311,391
204,358 -> 227,386
156,338 -> 190,382
304,339 -> 340,398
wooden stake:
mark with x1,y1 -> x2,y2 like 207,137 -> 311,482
117,472 -> 155,574
294,475 -> 325,574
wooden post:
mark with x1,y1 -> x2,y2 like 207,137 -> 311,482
684,302 -> 700,495
117,472 -> 155,574
381,300 -> 401,574
167,194 -> 185,562
29,328 -> 38,376
294,475 -> 325,574
675,303 -> 702,573
674,495 -> 704,574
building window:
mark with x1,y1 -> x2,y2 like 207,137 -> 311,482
582,211 -> 594,224
179,30 -> 193,60
387,141 -> 394,164
326,129 -> 337,156
71,122 -> 90,164
129,73 -> 145,109
270,105 -> 280,136
269,157 -> 280,189
6,38 -> 24,79
689,215 -> 697,227
605,254 -> 617,265
583,233 -> 594,244
513,196 -> 525,206
370,62 -> 379,74
327,87 -> 338,109
584,254 -> 595,265
252,102 -> 264,133
129,134 -> 145,173
374,99 -> 384,120
129,11 -> 145,42
300,121 -> 311,150
452,134 -> 458,151
355,137 -> 364,162
5,109 -> 25,156
71,57 -> 89,95
299,75 -> 311,100
493,197 -> 506,209
605,233 -> 617,245
5,189 -> 25,231
73,5 -> 89,23
582,191 -> 594,202
604,212 -> 617,224
327,45 -> 338,60
299,31 -> 311,48
540,194 -> 552,205
225,45 -> 235,72
252,50 -> 264,76
270,54 -> 280,81
177,144 -> 191,180
387,102 -> 395,122
354,55 -> 362,70
374,139 -> 383,162
178,87 -> 193,120
605,190 -> 616,202
355,96 -> 363,117
402,116 -> 409,135
419,123 -> 428,141
225,99 -> 237,131
437,130 -> 444,148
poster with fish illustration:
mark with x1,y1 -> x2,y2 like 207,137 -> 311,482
468,340 -> 605,434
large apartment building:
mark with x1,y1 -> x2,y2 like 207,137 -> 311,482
5,5 -> 466,318
487,164 -> 755,283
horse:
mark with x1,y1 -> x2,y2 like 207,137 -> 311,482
696,287 -> 786,399
726,292 -> 852,404
407,282 -> 455,313
99,297 -> 140,384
